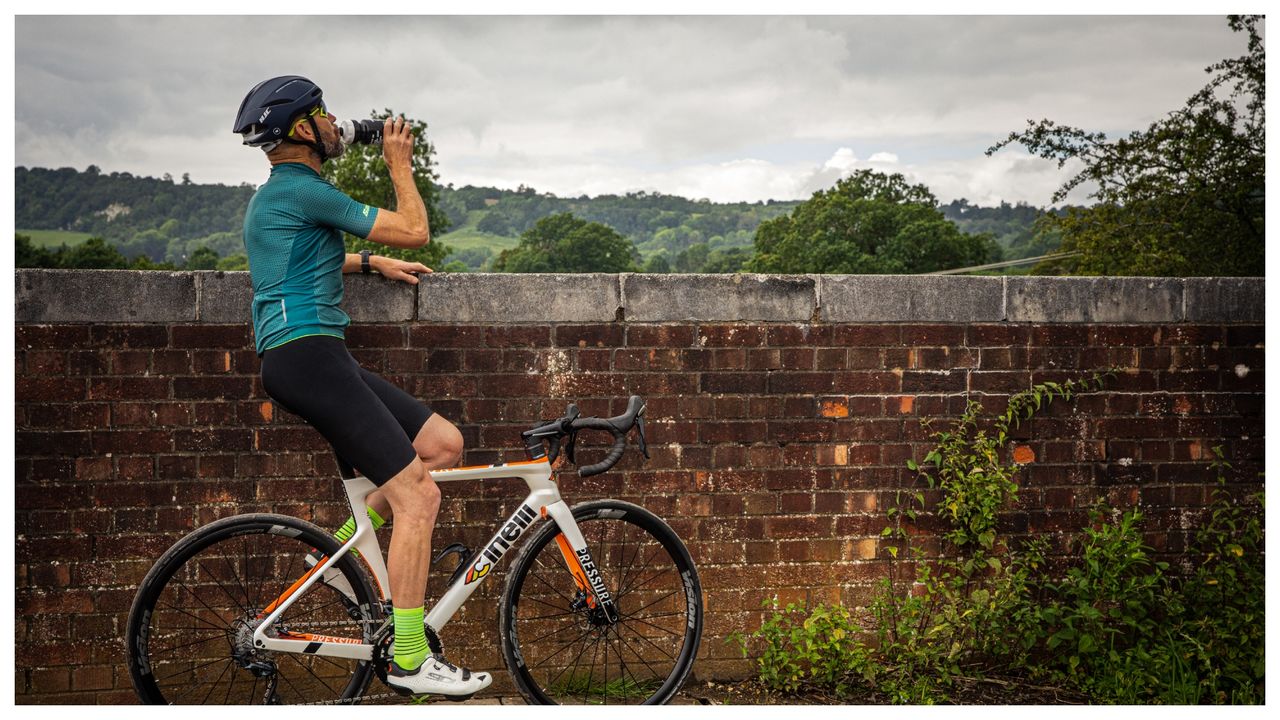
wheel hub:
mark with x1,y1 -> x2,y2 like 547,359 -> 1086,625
230,617 -> 276,677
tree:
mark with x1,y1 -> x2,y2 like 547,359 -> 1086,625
321,109 -> 453,269
491,213 -> 639,273
184,246 -> 220,270
58,237 -> 129,269
747,169 -> 998,274
987,15 -> 1263,276
16,234 -> 57,268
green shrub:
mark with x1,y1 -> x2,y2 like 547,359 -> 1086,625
733,375 -> 1264,705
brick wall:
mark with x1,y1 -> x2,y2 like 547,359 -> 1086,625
14,270 -> 1265,703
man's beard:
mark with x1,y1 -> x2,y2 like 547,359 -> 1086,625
321,133 -> 345,162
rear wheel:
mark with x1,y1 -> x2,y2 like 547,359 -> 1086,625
499,500 -> 703,705
126,513 -> 381,705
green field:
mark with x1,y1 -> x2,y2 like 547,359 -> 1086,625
18,229 -> 95,248
436,209 -> 520,260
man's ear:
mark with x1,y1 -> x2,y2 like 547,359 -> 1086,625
291,118 -> 316,142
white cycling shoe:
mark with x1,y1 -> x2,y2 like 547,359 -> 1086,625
386,654 -> 493,698
304,550 -> 358,607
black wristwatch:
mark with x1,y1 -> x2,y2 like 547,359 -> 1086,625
360,249 -> 372,274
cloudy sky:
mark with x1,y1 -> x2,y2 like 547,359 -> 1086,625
13,13 -> 1253,205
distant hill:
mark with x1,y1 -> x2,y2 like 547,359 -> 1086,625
14,165 -> 802,270
15,165 -> 1056,271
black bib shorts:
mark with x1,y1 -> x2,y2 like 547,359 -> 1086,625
261,335 -> 434,485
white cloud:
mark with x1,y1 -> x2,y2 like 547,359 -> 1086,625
868,152 -> 899,164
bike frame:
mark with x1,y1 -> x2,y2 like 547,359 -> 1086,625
252,458 -> 606,662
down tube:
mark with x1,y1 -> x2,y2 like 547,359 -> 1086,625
425,490 -> 560,631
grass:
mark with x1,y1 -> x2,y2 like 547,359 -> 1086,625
18,229 -> 95,248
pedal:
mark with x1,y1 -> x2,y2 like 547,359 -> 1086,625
432,543 -> 473,588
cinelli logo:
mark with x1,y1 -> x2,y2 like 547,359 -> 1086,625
464,504 -> 538,584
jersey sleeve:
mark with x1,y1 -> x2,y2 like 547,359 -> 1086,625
296,175 -> 380,239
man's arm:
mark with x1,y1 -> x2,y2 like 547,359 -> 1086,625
342,252 -> 432,284
365,116 -> 430,248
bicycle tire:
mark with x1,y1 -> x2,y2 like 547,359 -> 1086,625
498,500 -> 703,705
125,513 -> 382,705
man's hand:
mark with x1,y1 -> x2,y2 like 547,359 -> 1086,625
373,255 -> 432,284
382,116 -> 414,172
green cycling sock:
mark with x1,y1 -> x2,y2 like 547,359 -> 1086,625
334,506 -> 386,557
393,606 -> 430,671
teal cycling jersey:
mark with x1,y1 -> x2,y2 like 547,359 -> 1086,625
242,163 -> 379,354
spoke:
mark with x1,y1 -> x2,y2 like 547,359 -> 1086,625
283,652 -> 342,697
520,618 -> 585,648
151,631 -> 228,656
200,655 -> 234,704
526,565 -> 576,607
610,525 -> 649,601
620,610 -> 684,622
621,589 -> 680,618
154,655 -> 235,684
583,629 -> 602,704
530,623 -> 598,671
223,659 -> 238,704
196,559 -> 251,617
618,620 -> 678,661
606,626 -> 644,696
617,546 -> 668,599
546,627 -> 599,699
173,577 -> 240,629
518,609 -> 580,621
275,663 -> 310,703
613,623 -> 668,680
519,592 -> 582,616
242,535 -> 257,612
157,598 -> 235,636
218,537 -> 256,614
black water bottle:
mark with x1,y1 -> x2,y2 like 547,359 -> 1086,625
338,119 -> 384,146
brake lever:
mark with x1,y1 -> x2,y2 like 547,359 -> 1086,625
635,416 -> 650,460
565,430 -> 577,465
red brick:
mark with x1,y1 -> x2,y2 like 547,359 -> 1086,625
697,324 -> 766,347
171,324 -> 250,348
173,376 -> 252,399
629,324 -> 696,347
90,325 -> 170,348
410,324 -> 486,347
16,377 -> 86,402
555,324 -> 624,348
16,324 -> 91,348
346,324 -> 406,348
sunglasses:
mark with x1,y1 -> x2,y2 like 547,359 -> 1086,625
288,103 -> 329,137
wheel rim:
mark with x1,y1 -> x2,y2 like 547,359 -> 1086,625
507,512 -> 700,704
133,523 -> 374,704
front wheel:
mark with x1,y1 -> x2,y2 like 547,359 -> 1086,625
499,500 -> 703,705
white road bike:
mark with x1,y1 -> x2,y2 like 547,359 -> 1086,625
126,395 -> 703,705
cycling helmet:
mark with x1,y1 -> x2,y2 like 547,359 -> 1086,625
233,75 -> 326,153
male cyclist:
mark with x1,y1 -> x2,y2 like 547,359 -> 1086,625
232,75 -> 491,697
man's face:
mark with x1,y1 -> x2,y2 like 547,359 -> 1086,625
292,104 -> 344,160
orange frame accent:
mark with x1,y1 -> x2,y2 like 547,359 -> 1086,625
554,534 -> 597,609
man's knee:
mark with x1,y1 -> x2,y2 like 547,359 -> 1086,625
384,461 -> 441,517
416,416 -> 464,467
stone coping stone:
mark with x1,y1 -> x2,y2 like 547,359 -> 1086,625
195,271 -> 415,323
821,275 -> 1004,323
1006,277 -> 1183,323
15,269 -> 196,323
417,273 -> 621,323
623,274 -> 814,322
1184,278 -> 1264,324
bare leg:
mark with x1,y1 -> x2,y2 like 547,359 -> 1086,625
362,414 -> 463,523
372,415 -> 465,608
